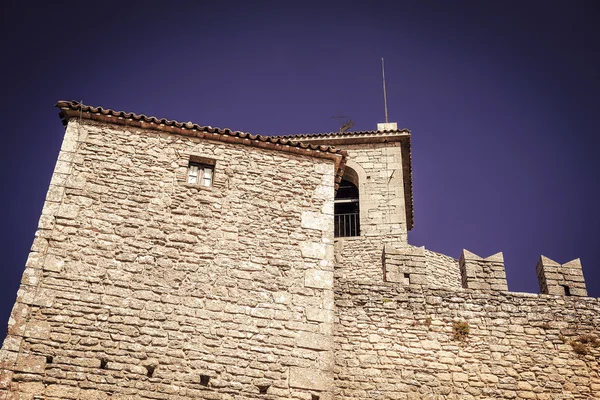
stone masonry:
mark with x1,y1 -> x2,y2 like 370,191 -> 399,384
1,102 -> 598,399
460,250 -> 509,292
0,102 -> 345,400
536,256 -> 588,297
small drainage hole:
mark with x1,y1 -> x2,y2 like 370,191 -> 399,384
257,385 -> 269,394
100,359 -> 108,369
146,365 -> 155,378
200,375 -> 210,386
46,355 -> 53,364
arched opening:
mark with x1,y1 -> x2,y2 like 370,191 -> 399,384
335,168 -> 360,237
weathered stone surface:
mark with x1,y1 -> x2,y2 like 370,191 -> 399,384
0,110 -> 596,400
537,256 -> 588,297
334,282 -> 600,399
305,269 -> 333,289
0,118 -> 336,400
289,366 -> 331,391
460,249 -> 508,291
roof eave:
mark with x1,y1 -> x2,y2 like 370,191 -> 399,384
277,131 -> 414,231
55,101 -> 348,191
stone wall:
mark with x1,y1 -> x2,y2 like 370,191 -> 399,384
334,236 -> 403,283
342,143 -> 407,242
335,281 -> 600,400
424,249 -> 461,290
0,118 -> 338,400
334,239 -> 461,290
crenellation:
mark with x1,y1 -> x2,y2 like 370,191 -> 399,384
383,245 -> 427,286
536,256 -> 588,297
459,249 -> 508,291
1,102 -> 597,400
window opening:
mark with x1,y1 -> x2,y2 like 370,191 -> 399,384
403,273 -> 410,285
561,284 -> 571,296
334,178 -> 360,237
200,375 -> 210,386
188,161 -> 214,187
257,385 -> 270,394
146,365 -> 156,378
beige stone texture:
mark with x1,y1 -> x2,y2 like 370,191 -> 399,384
0,118 -> 336,399
1,113 -> 597,400
335,282 -> 600,400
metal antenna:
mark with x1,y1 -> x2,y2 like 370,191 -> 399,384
331,115 -> 355,133
381,58 -> 389,123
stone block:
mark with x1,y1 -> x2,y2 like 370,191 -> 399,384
300,242 -> 327,259
304,269 -> 333,289
24,321 -> 50,340
55,204 -> 79,219
289,366 -> 331,391
14,354 -> 46,374
301,211 -> 330,231
43,254 -> 64,272
305,307 -> 333,323
296,331 -> 331,351
45,384 -> 79,399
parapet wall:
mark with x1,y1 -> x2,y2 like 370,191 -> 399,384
335,281 -> 600,399
335,239 -> 461,290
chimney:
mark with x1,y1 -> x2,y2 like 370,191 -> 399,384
377,122 -> 398,132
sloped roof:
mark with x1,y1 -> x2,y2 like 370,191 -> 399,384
55,101 -> 347,187
274,128 -> 410,140
275,130 -> 414,231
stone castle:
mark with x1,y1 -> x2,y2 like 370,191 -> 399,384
0,100 -> 598,399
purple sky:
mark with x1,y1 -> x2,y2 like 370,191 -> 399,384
1,1 -> 599,342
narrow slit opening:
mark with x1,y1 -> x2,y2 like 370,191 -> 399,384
200,374 -> 210,386
257,385 -> 269,394
146,365 -> 155,378
100,359 -> 108,369
561,284 -> 571,296
403,273 -> 411,285
46,355 -> 53,364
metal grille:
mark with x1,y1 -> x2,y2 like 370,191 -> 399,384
335,213 -> 360,237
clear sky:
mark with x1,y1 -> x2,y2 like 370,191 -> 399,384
1,1 -> 599,343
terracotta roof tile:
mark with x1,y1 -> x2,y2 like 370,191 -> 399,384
55,100 -> 347,189
274,129 -> 410,139
275,130 -> 414,231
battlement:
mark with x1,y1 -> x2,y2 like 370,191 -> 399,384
536,255 -> 587,297
383,245 -> 427,286
459,249 -> 508,291
1,102 -> 597,400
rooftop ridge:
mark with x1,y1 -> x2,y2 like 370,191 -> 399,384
55,100 -> 348,188
274,129 -> 411,139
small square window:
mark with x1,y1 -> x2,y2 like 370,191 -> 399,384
188,162 -> 214,187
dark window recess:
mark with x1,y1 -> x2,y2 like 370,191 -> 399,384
257,385 -> 270,394
334,179 -> 360,237
561,284 -> 571,296
187,157 -> 215,187
100,359 -> 108,369
404,273 -> 411,285
312,395 -> 320,400
46,355 -> 53,364
200,375 -> 210,386
146,365 -> 156,378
